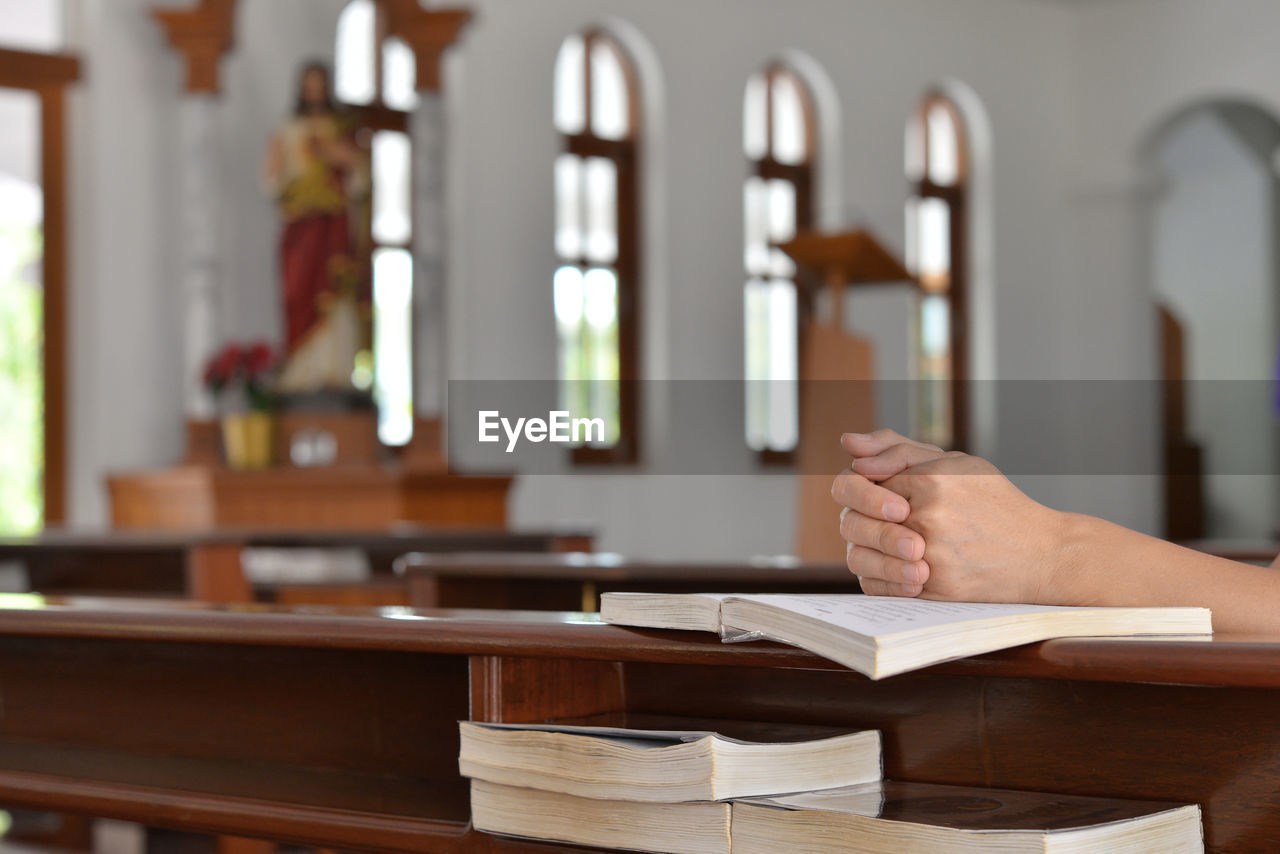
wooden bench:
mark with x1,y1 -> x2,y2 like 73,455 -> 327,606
0,596 -> 1269,852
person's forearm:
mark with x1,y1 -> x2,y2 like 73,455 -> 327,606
1051,512 -> 1280,633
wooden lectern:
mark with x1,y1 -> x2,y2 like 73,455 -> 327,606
777,229 -> 914,562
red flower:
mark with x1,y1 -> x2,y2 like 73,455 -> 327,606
202,362 -> 220,388
244,341 -> 276,378
203,344 -> 238,391
203,342 -> 279,402
221,344 -> 243,375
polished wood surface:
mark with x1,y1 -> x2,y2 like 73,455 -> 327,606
107,466 -> 513,531
0,597 -> 1270,851
0,597 -> 1255,684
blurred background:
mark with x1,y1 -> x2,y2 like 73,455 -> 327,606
3,0 -> 1279,560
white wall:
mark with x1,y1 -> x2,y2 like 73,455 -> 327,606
66,0 -> 186,524
1064,0 -> 1280,398
1059,0 -> 1280,535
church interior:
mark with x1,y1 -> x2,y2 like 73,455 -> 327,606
1,0 -> 1280,852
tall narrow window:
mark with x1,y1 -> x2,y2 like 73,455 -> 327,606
0,87 -> 45,533
743,64 -> 814,459
906,93 -> 968,450
334,0 -> 417,445
553,31 -> 640,463
0,21 -> 77,531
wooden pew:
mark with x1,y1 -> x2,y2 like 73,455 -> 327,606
390,553 -> 854,611
0,597 -> 1270,852
0,528 -> 594,604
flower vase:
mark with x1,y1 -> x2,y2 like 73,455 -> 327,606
221,411 -> 274,470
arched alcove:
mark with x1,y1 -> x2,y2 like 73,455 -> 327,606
1140,97 -> 1280,539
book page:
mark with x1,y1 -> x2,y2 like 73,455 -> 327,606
724,595 -> 1080,639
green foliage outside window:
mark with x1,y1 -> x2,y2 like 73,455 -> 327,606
0,223 -> 43,534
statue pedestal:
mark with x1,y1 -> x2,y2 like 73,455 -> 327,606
402,416 -> 446,471
133,412 -> 506,531
107,465 -> 510,531
274,410 -> 380,468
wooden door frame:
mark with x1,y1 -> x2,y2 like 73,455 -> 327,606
0,48 -> 81,525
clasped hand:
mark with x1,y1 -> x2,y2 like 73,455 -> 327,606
830,429 -> 1070,604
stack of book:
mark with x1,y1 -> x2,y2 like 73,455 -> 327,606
462,594 -> 1213,852
461,720 -> 1203,853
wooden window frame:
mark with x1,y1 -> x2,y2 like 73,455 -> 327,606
342,3 -> 414,258
745,63 -> 815,466
0,48 -> 81,526
910,92 -> 969,452
556,30 -> 641,466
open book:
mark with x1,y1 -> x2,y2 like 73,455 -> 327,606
736,782 -> 1202,853
600,593 -> 1213,679
459,721 -> 881,802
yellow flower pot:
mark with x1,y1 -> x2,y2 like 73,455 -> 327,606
221,411 -> 274,470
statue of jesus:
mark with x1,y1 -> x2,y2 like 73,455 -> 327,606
262,61 -> 371,394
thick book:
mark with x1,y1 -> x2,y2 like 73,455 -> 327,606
470,779 -> 732,854
458,721 -> 881,802
599,593 -> 1213,679
469,780 -> 1201,854
735,781 -> 1203,853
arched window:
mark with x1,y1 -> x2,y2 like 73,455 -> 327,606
906,92 -> 968,450
743,64 -> 814,459
553,30 -> 640,463
334,0 -> 417,445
